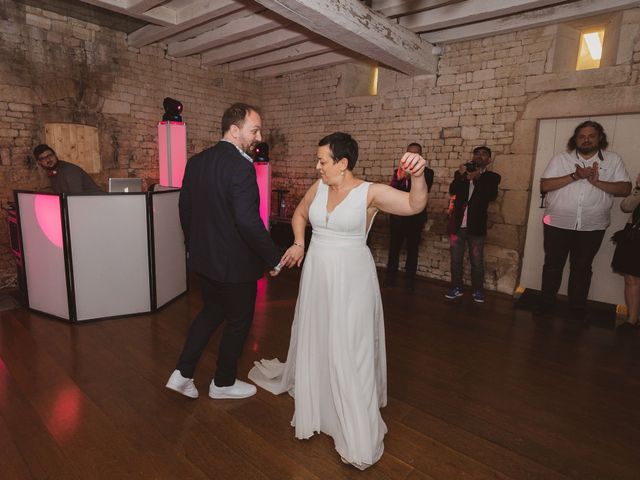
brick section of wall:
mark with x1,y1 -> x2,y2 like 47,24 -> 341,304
0,2 -> 261,288
262,19 -> 640,294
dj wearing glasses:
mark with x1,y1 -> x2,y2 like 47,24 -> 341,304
33,144 -> 102,194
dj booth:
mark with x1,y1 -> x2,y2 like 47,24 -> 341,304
14,189 -> 187,322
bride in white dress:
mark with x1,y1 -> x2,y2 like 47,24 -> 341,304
249,132 -> 428,469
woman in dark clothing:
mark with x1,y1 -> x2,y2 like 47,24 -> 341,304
612,173 -> 640,329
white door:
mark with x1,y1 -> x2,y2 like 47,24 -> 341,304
519,114 -> 640,305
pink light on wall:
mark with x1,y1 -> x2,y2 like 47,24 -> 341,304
158,121 -> 186,188
35,194 -> 63,248
254,162 -> 271,230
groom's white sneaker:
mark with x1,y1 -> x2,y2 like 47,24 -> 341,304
209,379 -> 257,399
166,370 -> 199,398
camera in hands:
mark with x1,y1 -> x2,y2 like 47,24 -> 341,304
464,161 -> 478,172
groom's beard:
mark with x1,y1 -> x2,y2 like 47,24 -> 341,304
245,142 -> 257,155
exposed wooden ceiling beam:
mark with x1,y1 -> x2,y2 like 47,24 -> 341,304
371,0 -> 456,18
164,6 -> 263,43
127,0 -> 168,14
127,0 -> 247,47
229,39 -> 334,71
79,0 -> 175,26
201,28 -> 308,66
254,51 -> 357,78
401,0 -> 566,32
167,12 -> 285,57
422,0 -> 640,43
253,0 -> 438,75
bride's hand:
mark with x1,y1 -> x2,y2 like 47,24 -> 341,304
400,152 -> 426,177
282,243 -> 305,267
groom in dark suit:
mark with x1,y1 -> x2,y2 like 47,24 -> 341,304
166,103 -> 282,400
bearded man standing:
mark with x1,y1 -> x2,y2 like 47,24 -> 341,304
538,120 -> 631,318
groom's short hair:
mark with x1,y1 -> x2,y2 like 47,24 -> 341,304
221,103 -> 259,135
319,132 -> 358,171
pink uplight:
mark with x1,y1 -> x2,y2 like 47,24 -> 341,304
257,276 -> 267,300
34,194 -> 63,248
46,385 -> 82,444
158,121 -> 186,188
255,162 -> 271,230
543,214 -> 551,225
0,358 -> 7,404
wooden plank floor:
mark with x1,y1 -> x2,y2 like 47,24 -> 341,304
1,270 -> 639,480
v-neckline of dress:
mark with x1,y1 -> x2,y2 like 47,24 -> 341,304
325,181 -> 365,215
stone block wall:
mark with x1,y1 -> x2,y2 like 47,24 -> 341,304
0,0 -> 261,288
2,1 -> 640,294
262,10 -> 640,294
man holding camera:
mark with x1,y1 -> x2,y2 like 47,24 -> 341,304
445,146 -> 501,303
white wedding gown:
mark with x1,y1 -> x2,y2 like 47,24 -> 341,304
249,180 -> 387,470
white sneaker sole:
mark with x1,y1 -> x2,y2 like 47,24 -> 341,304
208,390 -> 256,400
165,383 -> 199,399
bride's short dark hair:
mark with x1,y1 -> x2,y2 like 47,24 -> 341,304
319,132 -> 358,170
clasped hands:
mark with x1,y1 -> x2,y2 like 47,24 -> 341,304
574,162 -> 600,186
269,243 -> 305,276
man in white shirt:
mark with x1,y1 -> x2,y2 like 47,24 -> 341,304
538,121 -> 632,318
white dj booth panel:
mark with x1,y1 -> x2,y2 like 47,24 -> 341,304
151,190 -> 187,308
67,194 -> 151,321
16,190 -> 187,322
17,193 -> 69,320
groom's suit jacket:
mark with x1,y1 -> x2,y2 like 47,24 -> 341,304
179,140 -> 281,283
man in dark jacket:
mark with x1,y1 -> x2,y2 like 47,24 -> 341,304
445,146 -> 501,303
34,144 -> 102,194
166,103 -> 282,400
384,143 -> 434,290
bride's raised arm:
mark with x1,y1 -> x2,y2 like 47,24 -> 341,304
370,152 -> 428,216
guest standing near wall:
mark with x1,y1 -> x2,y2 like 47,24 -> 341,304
612,172 -> 640,330
445,146 -> 501,303
537,121 -> 631,320
383,142 -> 434,291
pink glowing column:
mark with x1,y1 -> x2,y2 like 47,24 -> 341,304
158,121 -> 187,188
254,162 -> 271,230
